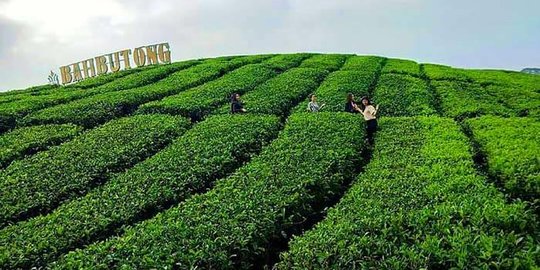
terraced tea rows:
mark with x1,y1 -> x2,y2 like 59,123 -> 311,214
0,53 -> 538,269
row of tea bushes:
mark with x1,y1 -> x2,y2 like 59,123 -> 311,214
50,113 -> 365,269
431,80 -> 514,120
373,73 -> 436,117
341,55 -> 385,73
381,58 -> 421,77
0,115 -> 281,269
138,54 -> 329,120
0,124 -> 82,168
294,71 -> 375,112
136,64 -> 278,119
293,55 -> 384,113
424,64 -> 540,93
277,117 -> 538,269
0,114 -> 190,227
465,116 -> 540,200
298,54 -> 349,71
261,53 -> 314,71
63,66 -> 145,89
0,60 -> 198,132
19,60 -> 252,128
212,67 -> 329,116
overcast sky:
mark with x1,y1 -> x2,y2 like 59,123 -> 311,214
0,0 -> 538,91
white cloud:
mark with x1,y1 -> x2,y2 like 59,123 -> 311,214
0,0 -> 539,91
0,0 -> 134,42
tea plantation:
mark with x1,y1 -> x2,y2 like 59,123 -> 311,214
0,53 -> 538,269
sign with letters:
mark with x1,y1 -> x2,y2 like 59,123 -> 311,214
58,42 -> 171,85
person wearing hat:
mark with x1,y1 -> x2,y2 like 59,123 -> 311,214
359,96 -> 379,144
307,94 -> 325,112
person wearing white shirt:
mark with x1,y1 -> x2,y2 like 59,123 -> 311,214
359,96 -> 379,144
307,94 -> 325,112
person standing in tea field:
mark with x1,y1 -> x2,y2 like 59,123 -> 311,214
344,93 -> 362,114
359,96 -> 379,144
307,94 -> 325,112
230,93 -> 246,114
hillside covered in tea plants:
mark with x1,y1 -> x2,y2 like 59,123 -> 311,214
0,53 -> 538,269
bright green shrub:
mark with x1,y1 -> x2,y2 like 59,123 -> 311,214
432,80 -> 513,119
227,54 -> 274,65
341,55 -> 384,73
277,117 -> 538,269
465,116 -> 539,199
51,112 -> 365,269
0,95 -> 80,132
373,73 -> 436,116
137,64 -> 277,119
483,84 -> 540,117
298,54 -> 349,71
423,64 -> 474,82
466,69 -> 540,93
260,53 -> 313,71
0,114 -> 190,227
0,94 -> 26,104
0,124 -> 82,168
0,84 -> 58,97
424,65 -> 540,115
20,61 -> 246,128
0,114 -> 281,269
213,67 -> 328,116
382,58 -> 420,77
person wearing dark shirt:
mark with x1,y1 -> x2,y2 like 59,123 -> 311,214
230,93 -> 246,114
344,93 -> 362,113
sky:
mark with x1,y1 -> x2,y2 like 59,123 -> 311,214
0,0 -> 538,91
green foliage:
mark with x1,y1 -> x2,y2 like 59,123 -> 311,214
423,64 -> 474,82
294,56 -> 383,113
20,61 -> 247,128
295,71 -> 376,112
137,64 -> 277,119
0,53 -> 538,269
0,60 -> 197,132
482,84 -> 540,117
51,112 -> 365,269
341,55 -> 385,73
382,58 -> 420,77
0,124 -> 82,168
432,80 -> 514,119
0,94 -> 27,104
227,54 -> 274,66
278,117 -> 538,269
0,84 -> 58,97
78,60 -> 198,94
0,114 -> 281,269
465,116 -> 540,199
425,64 -> 540,119
466,69 -> 540,93
0,114 -> 190,227
213,67 -> 328,116
299,54 -> 349,71
373,73 -> 436,116
260,53 -> 314,71
424,64 -> 540,96
0,95 -> 80,132
64,66 -> 143,89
